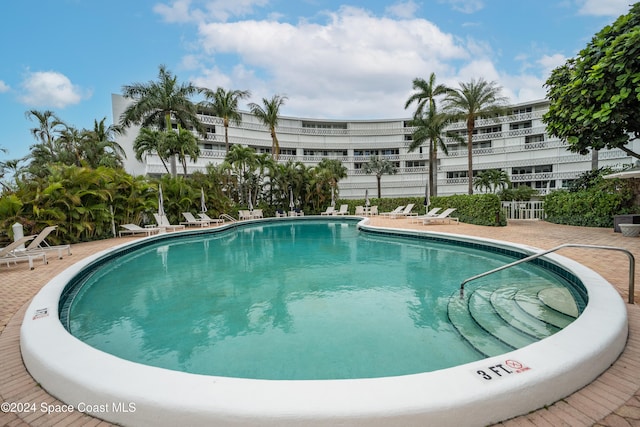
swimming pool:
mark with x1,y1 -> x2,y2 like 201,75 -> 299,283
21,217 -> 628,426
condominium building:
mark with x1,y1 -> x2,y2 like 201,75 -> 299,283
112,94 -> 639,199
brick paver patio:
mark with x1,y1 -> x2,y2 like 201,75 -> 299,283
1,219 -> 640,426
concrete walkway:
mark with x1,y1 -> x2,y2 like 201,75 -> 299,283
1,219 -> 640,426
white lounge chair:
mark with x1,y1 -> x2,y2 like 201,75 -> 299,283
320,207 -> 335,216
409,208 -> 442,224
153,213 -> 186,232
198,212 -> 224,224
388,203 -> 416,219
119,224 -> 161,237
238,210 -> 252,220
333,204 -> 349,215
369,206 -> 378,216
422,208 -> 459,225
251,209 -> 264,219
1,235 -> 48,269
354,206 -> 365,215
181,212 -> 210,227
24,225 -> 71,259
380,206 -> 405,218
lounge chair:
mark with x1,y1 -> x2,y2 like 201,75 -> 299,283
181,212 -> 210,227
388,203 -> 416,219
354,206 -> 365,215
251,209 -> 264,219
238,210 -> 252,220
333,204 -> 349,215
119,224 -> 162,237
1,235 -> 48,269
320,207 -> 335,216
409,208 -> 442,224
198,212 -> 225,224
153,213 -> 186,232
369,206 -> 378,216
422,208 -> 459,225
380,206 -> 405,218
289,209 -> 304,216
24,225 -> 71,259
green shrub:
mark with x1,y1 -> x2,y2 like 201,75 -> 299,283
430,194 -> 506,226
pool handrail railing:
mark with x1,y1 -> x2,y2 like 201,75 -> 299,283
459,243 -> 636,304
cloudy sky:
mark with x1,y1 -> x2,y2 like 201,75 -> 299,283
0,0 -> 632,161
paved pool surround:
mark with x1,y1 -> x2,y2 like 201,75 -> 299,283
20,217 -> 628,427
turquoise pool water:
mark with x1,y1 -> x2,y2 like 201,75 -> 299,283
66,220 -> 579,380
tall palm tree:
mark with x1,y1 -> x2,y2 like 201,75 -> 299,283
405,73 -> 453,198
225,144 -> 257,203
363,155 -> 398,198
408,106 -> 460,197
165,126 -> 200,176
81,118 -> 127,169
119,64 -> 205,176
404,72 -> 452,119
248,94 -> 287,160
443,78 -> 509,194
200,87 -> 251,154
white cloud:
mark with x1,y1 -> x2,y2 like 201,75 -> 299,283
0,80 -> 9,93
194,6 -> 468,118
538,54 -> 567,76
385,1 -> 420,19
154,0 -> 269,23
18,70 -> 89,108
577,0 -> 631,16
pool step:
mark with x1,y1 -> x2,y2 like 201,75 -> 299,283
448,281 -> 579,357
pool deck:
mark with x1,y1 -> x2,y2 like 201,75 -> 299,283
2,218 -> 640,426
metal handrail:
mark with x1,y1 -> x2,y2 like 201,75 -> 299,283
459,244 -> 635,304
219,213 -> 237,223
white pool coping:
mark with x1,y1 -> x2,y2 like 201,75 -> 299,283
20,218 -> 628,427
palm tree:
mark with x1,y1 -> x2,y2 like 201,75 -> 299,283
25,109 -> 64,154
443,78 -> 509,194
82,118 -> 126,169
405,73 -> 453,198
165,126 -> 200,176
119,64 -> 205,176
363,155 -> 398,198
473,169 -> 511,193
225,144 -> 257,203
316,158 -> 347,200
133,128 -> 171,175
248,94 -> 287,160
407,106 -> 460,198
404,72 -> 452,119
200,87 -> 251,154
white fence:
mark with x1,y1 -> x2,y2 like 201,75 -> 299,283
502,201 -> 545,220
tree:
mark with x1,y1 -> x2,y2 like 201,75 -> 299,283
363,155 -> 398,198
543,3 -> 640,160
200,87 -> 251,154
316,158 -> 347,200
119,65 -> 205,176
81,118 -> 126,169
443,78 -> 509,194
473,169 -> 511,194
165,126 -> 200,176
405,73 -> 453,198
407,106 -> 460,197
225,144 -> 257,203
248,94 -> 287,160
133,128 -> 171,175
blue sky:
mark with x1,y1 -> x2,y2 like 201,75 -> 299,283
0,0 -> 632,162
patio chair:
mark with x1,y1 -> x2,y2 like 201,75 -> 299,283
409,208 -> 442,224
354,206 -> 365,215
153,213 -> 186,232
198,212 -> 225,225
388,203 -> 416,219
333,204 -> 349,215
369,206 -> 378,216
238,210 -> 252,220
320,207 -> 335,216
24,225 -> 71,259
181,212 -> 210,227
1,235 -> 48,270
251,209 -> 264,219
119,224 -> 162,237
380,206 -> 405,218
422,208 -> 459,225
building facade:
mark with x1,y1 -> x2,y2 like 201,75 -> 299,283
112,94 -> 639,199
